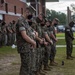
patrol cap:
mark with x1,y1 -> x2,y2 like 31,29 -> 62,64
39,13 -> 46,18
69,21 -> 75,26
54,18 -> 59,22
26,5 -> 36,13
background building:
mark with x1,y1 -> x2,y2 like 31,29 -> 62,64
0,0 -> 59,24
0,0 -> 27,24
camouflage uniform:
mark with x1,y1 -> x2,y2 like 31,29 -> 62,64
49,26 -> 56,62
30,20 -> 40,72
35,22 -> 45,71
65,25 -> 74,58
1,24 -> 6,45
0,22 -> 2,47
16,16 -> 36,75
30,19 -> 42,72
43,26 -> 51,68
4,25 -> 7,46
28,20 -> 37,74
7,22 -> 13,45
12,23 -> 16,44
32,17 -> 51,74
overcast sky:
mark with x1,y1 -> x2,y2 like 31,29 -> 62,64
46,0 -> 75,14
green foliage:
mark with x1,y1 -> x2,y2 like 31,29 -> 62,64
56,39 -> 66,45
71,4 -> 75,11
46,9 -> 66,25
56,33 -> 65,37
0,47 -> 75,75
55,47 -> 75,75
56,39 -> 75,45
56,32 -> 75,37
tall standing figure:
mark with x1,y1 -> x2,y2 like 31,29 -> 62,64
16,7 -> 36,75
49,18 -> 59,66
65,21 -> 75,60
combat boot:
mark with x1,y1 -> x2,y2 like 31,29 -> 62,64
39,70 -> 46,75
70,56 -> 75,58
50,61 -> 58,66
66,56 -> 73,60
53,61 -> 58,65
40,69 -> 47,73
36,71 -> 41,75
44,65 -> 51,71
48,65 -> 53,69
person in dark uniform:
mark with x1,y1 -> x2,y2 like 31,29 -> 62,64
65,21 -> 75,60
12,20 -> 16,44
0,19 -> 2,47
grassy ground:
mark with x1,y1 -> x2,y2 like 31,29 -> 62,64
0,46 -> 75,75
0,46 -> 20,75
56,32 -> 75,45
56,33 -> 65,37
56,39 -> 75,45
0,33 -> 75,75
0,46 -> 17,57
56,32 -> 75,37
51,47 -> 75,75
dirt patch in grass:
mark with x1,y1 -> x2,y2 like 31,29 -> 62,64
0,54 -> 20,75
0,47 -> 75,75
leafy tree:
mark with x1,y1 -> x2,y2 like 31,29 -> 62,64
46,9 -> 66,25
70,4 -> 75,21
71,4 -> 75,11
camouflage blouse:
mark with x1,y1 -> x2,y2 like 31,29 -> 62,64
16,16 -> 34,53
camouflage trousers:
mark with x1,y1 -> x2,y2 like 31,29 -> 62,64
0,34 -> 2,47
12,33 -> 16,44
19,48 -> 37,75
36,46 -> 45,71
1,34 -> 7,46
30,48 -> 37,72
7,33 -> 12,45
43,45 -> 51,67
4,34 -> 7,45
66,41 -> 73,57
50,43 -> 56,61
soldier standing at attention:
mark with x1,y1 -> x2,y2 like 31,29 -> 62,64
65,21 -> 75,60
16,7 -> 36,75
26,6 -> 41,75
0,20 -> 2,47
43,20 -> 53,70
7,22 -> 13,45
12,20 -> 16,44
3,22 -> 7,46
49,18 -> 59,66
1,21 -> 6,46
36,14 -> 51,75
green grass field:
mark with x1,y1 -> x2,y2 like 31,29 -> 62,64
0,32 -> 75,75
56,33 -> 65,37
0,46 -> 17,58
55,47 -> 75,75
56,32 -> 75,37
56,39 -> 75,45
0,46 -> 75,75
56,32 -> 75,45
